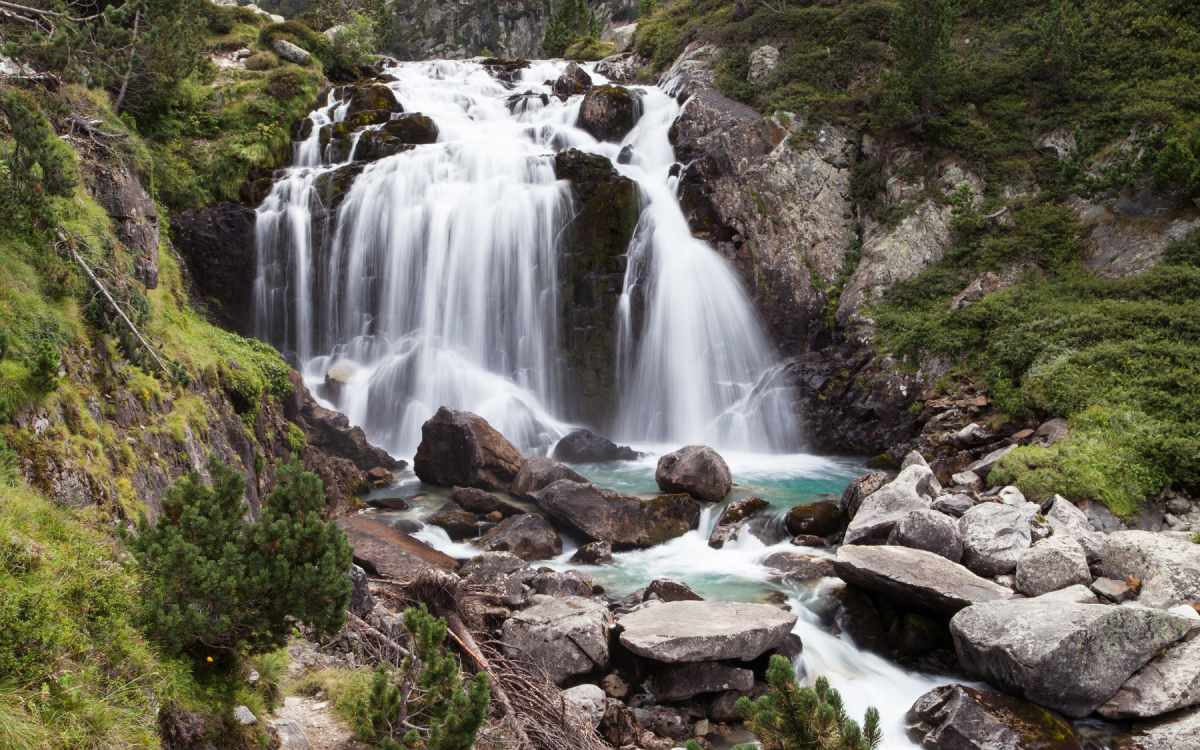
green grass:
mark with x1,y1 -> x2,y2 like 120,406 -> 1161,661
288,666 -> 375,736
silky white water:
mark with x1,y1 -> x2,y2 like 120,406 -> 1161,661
253,59 -> 798,456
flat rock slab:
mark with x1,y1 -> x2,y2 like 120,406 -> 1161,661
1101,631 -> 1200,719
616,600 -> 797,663
502,595 -> 613,685
951,600 -> 1196,718
835,545 -> 1013,616
336,515 -> 458,579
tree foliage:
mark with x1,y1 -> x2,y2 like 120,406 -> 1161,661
543,0 -> 603,57
0,86 -> 79,225
361,607 -> 490,750
737,656 -> 882,750
883,0 -> 958,127
129,460 -> 352,664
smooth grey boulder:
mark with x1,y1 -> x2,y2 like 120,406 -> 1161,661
762,550 -> 836,583
1099,530 -> 1200,609
1015,535 -> 1091,597
1044,495 -> 1104,563
474,513 -> 562,561
888,508 -> 963,562
844,464 -> 939,545
655,445 -> 732,502
950,600 -> 1196,717
271,38 -> 311,65
906,684 -> 1083,750
562,684 -> 606,729
958,503 -> 1031,577
951,470 -> 982,492
1100,632 -> 1200,719
501,595 -> 612,685
648,661 -> 754,701
510,456 -> 586,499
901,450 -> 930,469
535,480 -> 700,549
834,545 -> 1013,616
1117,706 -> 1200,749
932,493 -> 974,518
1032,584 -> 1098,604
616,600 -> 797,663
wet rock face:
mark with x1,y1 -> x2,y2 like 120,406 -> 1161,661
535,479 -> 700,549
87,163 -> 159,288
553,61 -> 593,99
577,84 -> 641,142
413,407 -> 525,492
907,684 -> 1083,750
553,150 -> 640,425
553,428 -> 639,463
172,202 -> 257,334
785,500 -> 845,538
655,445 -> 732,503
510,456 -> 586,499
349,114 -> 439,161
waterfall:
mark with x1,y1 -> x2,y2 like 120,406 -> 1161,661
253,59 -> 799,457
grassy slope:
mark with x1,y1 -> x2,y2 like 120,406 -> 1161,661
634,0 -> 1200,514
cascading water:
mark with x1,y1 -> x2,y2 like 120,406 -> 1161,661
253,59 -> 799,456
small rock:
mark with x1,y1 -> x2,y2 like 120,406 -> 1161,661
762,551 -> 835,582
785,500 -> 845,537
571,540 -> 614,565
428,506 -> 480,541
552,428 -> 638,463
1034,418 -> 1069,446
601,672 -> 630,699
932,493 -> 974,518
233,705 -> 257,726
954,423 -> 992,448
997,486 -> 1026,507
271,38 -> 311,66
562,683 -> 607,728
552,62 -> 593,99
1092,577 -> 1136,603
748,44 -> 780,83
965,444 -> 1016,479
644,578 -> 704,602
1015,535 -> 1091,597
951,470 -> 982,491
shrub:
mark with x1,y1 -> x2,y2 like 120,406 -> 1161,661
129,460 -> 352,664
737,655 -> 882,750
244,51 -> 280,71
544,0 -> 603,57
328,12 -> 378,79
359,606 -> 490,750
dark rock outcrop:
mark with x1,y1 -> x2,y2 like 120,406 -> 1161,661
553,428 -> 639,463
476,513 -> 562,561
907,684 -> 1083,750
87,162 -> 160,288
577,84 -> 640,142
413,407 -> 525,491
655,445 -> 731,503
553,61 -> 593,98
785,500 -> 845,537
171,202 -> 258,334
510,456 -> 587,499
535,479 -> 700,549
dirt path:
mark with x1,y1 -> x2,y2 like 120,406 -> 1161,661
269,695 -> 357,750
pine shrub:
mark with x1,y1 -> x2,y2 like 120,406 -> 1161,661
737,655 -> 882,750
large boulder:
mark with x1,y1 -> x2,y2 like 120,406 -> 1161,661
655,445 -> 731,503
906,684 -> 1083,750
510,456 -> 586,499
552,428 -> 639,463
577,84 -> 640,142
1043,495 -> 1103,563
501,595 -> 613,685
535,480 -> 700,549
172,202 -> 257,333
475,513 -> 561,561
958,503 -> 1031,577
1117,707 -> 1200,750
1015,536 -> 1091,597
338,82 -> 402,121
351,114 -> 439,161
785,500 -> 845,538
1100,631 -> 1200,719
449,486 -> 520,516
950,600 -> 1196,717
336,515 -> 458,579
552,61 -> 592,98
413,407 -> 524,491
888,508 -> 963,562
616,600 -> 797,663
834,545 -> 1013,616
428,506 -> 480,540
840,471 -> 891,519
1099,530 -> 1200,609
843,464 -> 939,544
648,661 -> 755,702
763,551 -> 836,583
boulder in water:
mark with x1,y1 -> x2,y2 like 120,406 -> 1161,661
428,505 -> 481,541
644,579 -> 704,603
553,428 -> 639,463
475,513 -> 561,561
785,500 -> 845,537
510,456 -> 586,499
577,84 -> 640,142
708,495 -> 769,548
840,471 -> 891,519
449,486 -> 519,516
655,445 -> 731,503
834,544 -> 1013,616
906,684 -> 1083,750
413,407 -> 524,492
501,595 -> 612,685
950,600 -> 1196,717
570,540 -> 613,565
552,61 -> 593,98
616,600 -> 797,663
762,551 -> 835,583
481,57 -> 530,87
338,82 -> 403,121
535,479 -> 700,549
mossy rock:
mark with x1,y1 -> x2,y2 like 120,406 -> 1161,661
336,83 -> 403,121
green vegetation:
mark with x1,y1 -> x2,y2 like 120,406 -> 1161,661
544,0 -> 605,58
737,655 -> 882,750
130,460 -> 352,662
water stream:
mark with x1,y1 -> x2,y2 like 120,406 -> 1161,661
253,59 -> 950,748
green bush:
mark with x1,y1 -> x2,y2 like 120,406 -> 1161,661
737,655 -> 882,750
544,0 -> 604,57
328,12 -> 379,79
129,460 -> 352,664
245,51 -> 280,71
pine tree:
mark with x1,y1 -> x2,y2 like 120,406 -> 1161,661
542,0 -> 602,57
884,0 -> 958,127
129,459 -> 352,664
736,656 -> 883,750
362,606 -> 491,750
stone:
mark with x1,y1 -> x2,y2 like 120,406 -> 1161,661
1117,706 -> 1200,749
785,500 -> 845,537
889,508 -> 964,562
269,717 -> 311,750
529,569 -> 593,599
413,407 -> 525,492
594,52 -> 639,83
748,44 -> 779,83
535,480 -> 700,549
552,61 -> 593,98
951,471 -> 983,492
1044,495 -> 1104,563
1100,632 -> 1200,719
428,506 -> 480,540
1032,584 -> 1099,604
87,163 -> 159,288
172,202 -> 258,332
964,444 -> 1016,479
553,428 -> 639,463
449,486 -> 510,516
958,503 -> 1031,577
510,456 -> 586,499
655,445 -> 732,503
337,516 -> 458,580
601,672 -> 630,699
475,513 -> 561,560
365,467 -> 392,488
997,486 -> 1026,507
348,564 -> 374,617
577,84 -> 640,142
1099,530 -> 1200,609
840,472 -> 892,519
271,38 -> 311,65
950,600 -> 1196,717
954,423 -> 993,448
644,579 -> 703,603
844,464 -> 939,545
763,551 -> 836,583
233,705 -> 257,726
906,684 -> 1083,750
649,662 -> 754,702
571,540 -> 613,565
501,595 -> 612,685
1035,418 -> 1069,446
562,684 -> 606,729
933,493 -> 974,518
834,545 -> 1013,616
1015,536 -> 1091,597
902,450 -> 930,469
631,705 -> 690,740
616,600 -> 797,663
1092,577 -> 1137,603
708,495 -> 770,548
